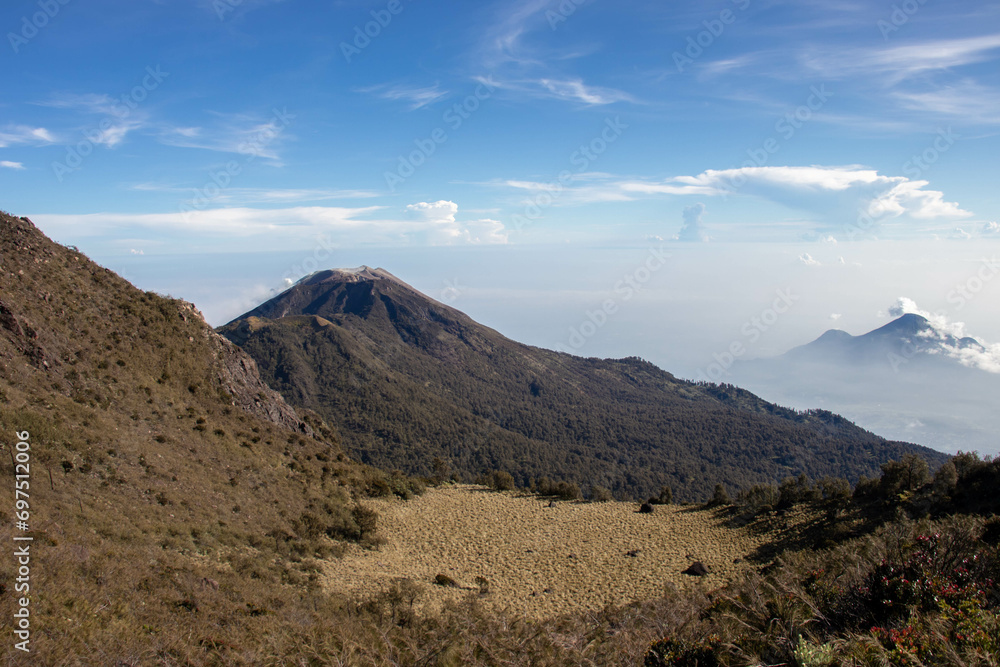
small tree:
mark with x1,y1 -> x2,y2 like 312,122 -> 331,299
590,485 -> 613,502
489,470 -> 515,491
431,457 -> 450,486
708,483 -> 731,507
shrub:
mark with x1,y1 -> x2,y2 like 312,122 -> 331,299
793,636 -> 835,667
778,473 -> 820,508
351,504 -> 379,540
487,470 -> 515,491
707,483 -> 731,507
434,573 -> 459,588
645,636 -> 721,667
554,481 -> 582,501
590,485 -> 613,502
736,483 -> 779,515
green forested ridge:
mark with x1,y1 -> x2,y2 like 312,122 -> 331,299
220,268 -> 947,502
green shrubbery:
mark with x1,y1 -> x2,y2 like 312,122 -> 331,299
533,477 -> 582,500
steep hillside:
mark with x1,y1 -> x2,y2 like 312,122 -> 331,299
220,267 -> 947,501
0,213 -> 418,664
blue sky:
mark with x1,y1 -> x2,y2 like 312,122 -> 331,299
2,0 -> 1000,401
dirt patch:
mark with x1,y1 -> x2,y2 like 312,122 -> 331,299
321,485 -> 787,619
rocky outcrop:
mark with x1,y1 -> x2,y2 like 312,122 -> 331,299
207,317 -> 309,434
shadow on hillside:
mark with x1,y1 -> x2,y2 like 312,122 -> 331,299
680,503 -> 893,566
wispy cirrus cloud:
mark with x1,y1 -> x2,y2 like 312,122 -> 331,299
31,202 -> 508,249
0,161 -> 26,170
129,184 -> 379,205
358,83 -> 450,110
468,0 -> 637,107
158,108 -> 294,165
35,92 -> 152,147
483,77 -> 635,106
893,79 -> 1000,124
537,78 -> 635,105
0,125 -> 56,147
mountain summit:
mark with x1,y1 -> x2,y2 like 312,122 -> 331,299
234,266 -> 463,324
220,268 -> 945,501
785,313 -> 986,366
731,313 -> 1000,454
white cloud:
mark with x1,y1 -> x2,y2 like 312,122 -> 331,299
676,203 -> 708,242
618,166 -> 972,234
536,78 -> 634,105
129,184 -> 378,205
887,297 -> 1000,373
0,161 -> 25,170
951,228 -> 973,240
37,93 -> 149,147
487,175 -> 634,205
983,221 -> 1000,235
799,33 -> 1000,84
829,313 -> 842,321
158,109 -> 294,165
799,253 -> 821,266
0,125 -> 55,147
405,200 -> 508,244
894,80 -> 1000,124
359,83 -> 449,110
31,204 -> 504,248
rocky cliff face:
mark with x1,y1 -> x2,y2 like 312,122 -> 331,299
0,211 -> 306,434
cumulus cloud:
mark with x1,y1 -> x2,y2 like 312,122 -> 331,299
799,253 -> 821,266
887,297 -> 1000,373
676,203 -> 708,242
619,166 -> 972,235
405,200 -> 508,244
983,221 -> 999,235
830,313 -> 842,321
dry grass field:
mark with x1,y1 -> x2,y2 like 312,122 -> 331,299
322,485 -> 810,619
